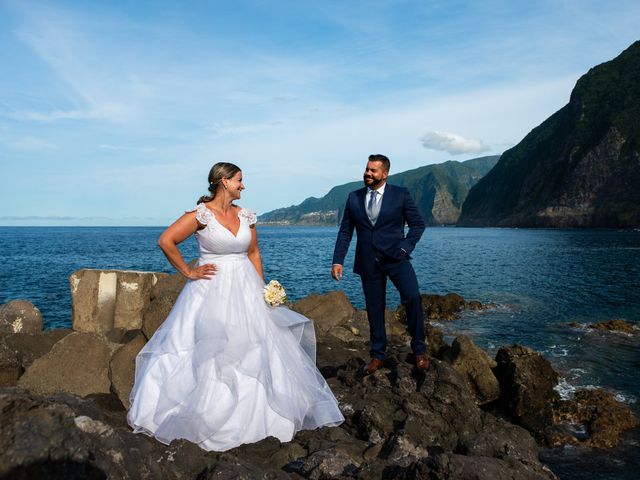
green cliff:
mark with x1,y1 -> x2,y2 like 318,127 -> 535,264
458,41 -> 640,228
259,155 -> 500,226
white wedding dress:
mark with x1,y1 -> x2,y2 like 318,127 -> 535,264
127,203 -> 344,451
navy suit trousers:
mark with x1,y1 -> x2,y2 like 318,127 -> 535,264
361,257 -> 425,360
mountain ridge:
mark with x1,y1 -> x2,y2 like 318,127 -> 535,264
458,41 -> 640,228
259,155 -> 500,226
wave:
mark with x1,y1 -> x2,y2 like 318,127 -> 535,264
555,376 -> 637,405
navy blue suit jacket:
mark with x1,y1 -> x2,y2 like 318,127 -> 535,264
332,184 -> 426,277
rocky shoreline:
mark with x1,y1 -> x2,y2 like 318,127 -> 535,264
0,269 -> 637,479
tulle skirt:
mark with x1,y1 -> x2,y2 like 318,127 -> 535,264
127,253 -> 344,451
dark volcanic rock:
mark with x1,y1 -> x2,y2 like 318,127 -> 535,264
197,453 -> 291,480
0,329 -> 74,388
0,388 -> 216,479
2,338 -> 557,480
397,293 -> 484,322
458,414 -> 540,465
0,388 -> 294,479
2,291 -> 561,479
297,448 -> 359,479
425,323 -> 447,358
588,319 -> 636,334
2,329 -> 72,369
315,340 -> 555,479
379,431 -> 429,468
351,308 -> 407,338
494,345 -> 560,442
0,342 -> 22,387
440,335 -> 500,405
231,435 -> 307,471
0,300 -> 44,336
105,327 -> 144,344
18,332 -> 114,397
290,291 -> 355,334
141,270 -> 188,340
109,332 -> 147,409
553,389 -> 638,448
466,300 -> 483,310
395,452 -> 557,480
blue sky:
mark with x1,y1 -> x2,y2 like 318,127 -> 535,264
1,0 -> 639,225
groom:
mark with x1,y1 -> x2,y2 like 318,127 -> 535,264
332,154 -> 428,374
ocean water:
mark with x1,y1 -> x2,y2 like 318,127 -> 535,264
1,226 -> 639,479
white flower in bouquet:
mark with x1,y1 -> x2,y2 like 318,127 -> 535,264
263,280 -> 288,307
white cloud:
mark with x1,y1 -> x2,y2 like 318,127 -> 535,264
15,109 -> 92,121
98,144 -> 157,153
208,121 -> 283,137
14,102 -> 131,122
420,131 -> 490,155
3,136 -> 55,151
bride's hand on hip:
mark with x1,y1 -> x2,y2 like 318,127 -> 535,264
187,263 -> 217,280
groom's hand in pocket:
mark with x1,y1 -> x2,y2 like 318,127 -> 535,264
331,264 -> 343,281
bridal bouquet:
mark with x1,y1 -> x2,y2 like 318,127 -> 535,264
263,280 -> 288,307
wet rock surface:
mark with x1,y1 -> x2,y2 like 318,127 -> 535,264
552,390 -> 639,448
396,293 -> 486,323
588,319 -> 636,334
493,345 -> 560,442
440,335 -> 500,405
490,344 -> 638,450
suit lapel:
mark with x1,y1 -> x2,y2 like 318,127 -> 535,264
356,188 -> 373,227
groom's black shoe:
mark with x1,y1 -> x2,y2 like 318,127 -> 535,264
362,357 -> 384,376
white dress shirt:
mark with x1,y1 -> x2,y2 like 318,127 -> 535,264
366,182 -> 386,207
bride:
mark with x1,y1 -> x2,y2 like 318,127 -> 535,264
127,162 -> 344,451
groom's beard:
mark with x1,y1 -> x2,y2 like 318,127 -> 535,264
364,175 -> 383,188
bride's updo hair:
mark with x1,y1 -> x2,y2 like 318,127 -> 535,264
197,162 -> 241,204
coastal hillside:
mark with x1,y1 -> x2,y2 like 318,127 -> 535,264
260,155 -> 499,226
458,41 -> 640,228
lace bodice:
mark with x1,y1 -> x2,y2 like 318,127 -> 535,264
192,203 -> 257,227
187,204 -> 257,257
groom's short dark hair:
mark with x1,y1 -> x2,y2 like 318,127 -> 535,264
368,154 -> 390,172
